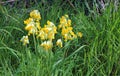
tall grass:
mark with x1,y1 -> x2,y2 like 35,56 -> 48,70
0,1 -> 120,76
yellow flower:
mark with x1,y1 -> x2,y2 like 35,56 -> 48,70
56,39 -> 63,47
67,27 -> 73,31
42,27 -> 49,33
30,10 -> 41,20
41,40 -> 53,50
61,27 -> 72,36
58,15 -> 72,29
59,15 -> 77,41
48,32 -> 55,40
20,36 -> 29,45
24,20 -> 41,35
70,31 -> 77,38
47,20 -> 57,33
67,19 -> 71,26
25,23 -> 34,31
25,22 -> 38,35
77,32 -> 83,38
61,28 -> 68,35
47,20 -> 55,27
38,30 -> 47,40
60,16 -> 67,24
38,21 -> 57,40
24,10 -> 42,36
61,27 -> 77,41
24,18 -> 34,25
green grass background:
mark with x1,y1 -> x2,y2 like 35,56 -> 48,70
0,0 -> 120,76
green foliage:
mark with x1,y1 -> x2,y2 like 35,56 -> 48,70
0,1 -> 120,76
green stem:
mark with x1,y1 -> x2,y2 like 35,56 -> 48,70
33,34 -> 37,53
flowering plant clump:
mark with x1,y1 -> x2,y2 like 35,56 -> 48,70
58,15 -> 77,41
20,10 -> 82,51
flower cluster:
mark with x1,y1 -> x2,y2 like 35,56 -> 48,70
37,21 -> 57,41
24,10 -> 41,35
58,15 -> 77,41
20,10 -> 82,51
